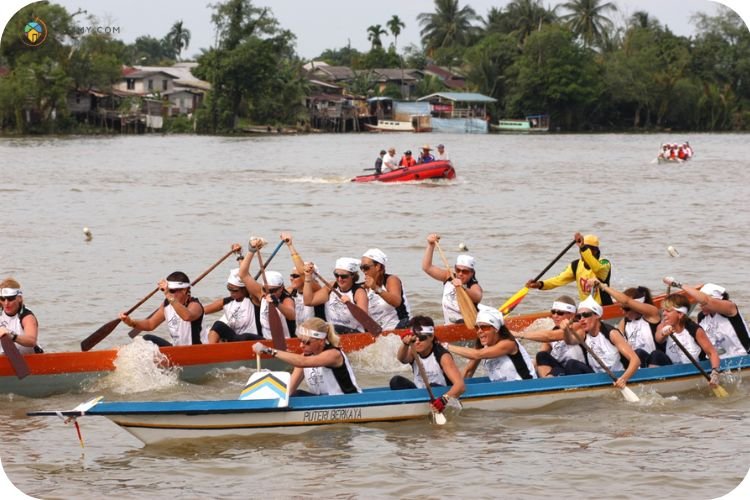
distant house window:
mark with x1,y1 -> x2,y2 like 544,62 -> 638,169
162,79 -> 168,91
148,79 -> 153,90
126,78 -> 135,90
178,98 -> 184,109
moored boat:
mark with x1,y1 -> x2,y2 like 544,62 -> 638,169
29,354 -> 750,445
363,115 -> 432,132
492,114 -> 549,132
351,160 -> 456,183
0,294 -> 672,398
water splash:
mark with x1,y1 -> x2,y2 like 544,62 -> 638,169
83,338 -> 181,394
348,334 -> 410,374
281,176 -> 350,184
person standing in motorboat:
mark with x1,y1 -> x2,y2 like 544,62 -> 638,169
374,150 -> 386,175
382,147 -> 398,172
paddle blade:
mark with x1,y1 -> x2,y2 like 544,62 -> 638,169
620,386 -> 640,403
455,287 -> 477,329
80,318 -> 121,351
713,385 -> 729,398
1,335 -> 30,379
432,410 -> 447,425
346,302 -> 383,336
498,287 -> 529,315
267,303 -> 287,350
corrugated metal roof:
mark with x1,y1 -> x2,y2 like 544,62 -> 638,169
417,92 -> 497,103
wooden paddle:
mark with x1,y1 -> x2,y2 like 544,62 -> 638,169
313,271 -> 383,335
80,285 -> 161,351
1,335 -> 30,379
433,240 -> 477,329
498,240 -> 577,315
564,326 -> 641,403
410,343 -> 447,425
256,249 -> 287,351
124,245 -> 257,340
667,331 -> 729,398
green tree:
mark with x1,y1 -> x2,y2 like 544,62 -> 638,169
417,0 -> 480,54
488,0 -> 557,46
387,15 -> 405,51
316,46 -> 364,67
367,24 -> 387,50
464,33 -> 519,106
164,20 -> 191,60
506,25 -> 602,129
557,0 -> 617,49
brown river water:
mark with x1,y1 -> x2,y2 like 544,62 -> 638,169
1,133 -> 749,499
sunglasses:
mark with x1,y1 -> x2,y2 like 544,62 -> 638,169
265,286 -> 283,294
289,274 -> 301,279
333,273 -> 352,279
168,288 -> 182,294
550,309 -> 569,316
227,286 -> 243,293
574,311 -> 595,321
414,333 -> 433,341
359,264 -> 375,272
301,338 -> 321,346
454,267 -> 472,275
0,296 -> 18,302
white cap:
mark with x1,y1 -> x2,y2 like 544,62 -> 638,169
227,268 -> 244,288
700,283 -> 726,299
264,271 -> 284,287
456,254 -> 475,270
363,248 -> 387,265
476,305 -> 503,329
578,296 -> 603,317
335,257 -> 359,273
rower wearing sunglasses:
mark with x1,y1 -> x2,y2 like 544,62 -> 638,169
204,246 -> 264,343
120,271 -> 204,346
389,315 -> 464,413
447,307 -> 536,381
563,296 -> 640,389
590,279 -> 672,367
359,248 -> 410,330
0,278 -> 42,354
237,239 -> 296,340
303,257 -> 369,334
422,233 -> 483,325
254,317 -> 361,396
515,296 -> 589,376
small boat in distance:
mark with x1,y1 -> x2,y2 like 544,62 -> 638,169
363,114 -> 432,132
351,160 -> 456,183
492,114 -> 549,132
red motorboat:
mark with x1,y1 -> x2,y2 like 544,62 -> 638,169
351,160 -> 456,183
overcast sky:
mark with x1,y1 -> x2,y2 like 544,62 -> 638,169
1,0 -> 749,60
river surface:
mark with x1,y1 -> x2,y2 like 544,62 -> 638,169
1,132 -> 749,499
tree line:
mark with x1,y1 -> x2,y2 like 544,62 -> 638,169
1,0 -> 749,133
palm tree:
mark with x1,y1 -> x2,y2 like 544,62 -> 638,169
165,20 -> 191,60
417,0 -> 480,54
558,0 -> 617,49
367,24 -> 387,50
505,0 -> 556,44
387,15 -> 405,51
628,10 -> 660,31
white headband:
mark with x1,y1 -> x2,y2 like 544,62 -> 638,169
413,325 -> 435,335
551,301 -> 576,314
0,288 -> 21,297
634,296 -> 646,303
673,306 -> 688,315
297,325 -> 327,340
166,281 -> 190,289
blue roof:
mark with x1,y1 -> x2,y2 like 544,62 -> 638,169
417,92 -> 497,103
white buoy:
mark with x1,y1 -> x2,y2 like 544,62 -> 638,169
458,242 -> 468,252
667,245 -> 679,257
83,227 -> 92,241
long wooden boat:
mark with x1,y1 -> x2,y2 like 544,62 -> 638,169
351,160 -> 456,183
30,354 -> 750,445
492,114 -> 549,132
363,115 -> 432,132
0,295 -> 669,398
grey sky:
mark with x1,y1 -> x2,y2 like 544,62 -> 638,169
2,0 -> 749,60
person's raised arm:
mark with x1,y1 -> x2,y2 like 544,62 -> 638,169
238,243 -> 263,300
422,233 -> 450,282
303,262 -> 329,305
591,279 -> 660,323
665,278 -> 738,317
